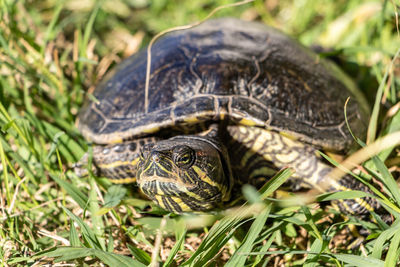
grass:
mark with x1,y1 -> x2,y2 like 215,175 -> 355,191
0,0 -> 400,266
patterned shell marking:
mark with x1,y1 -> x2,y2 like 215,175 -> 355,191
78,18 -> 369,151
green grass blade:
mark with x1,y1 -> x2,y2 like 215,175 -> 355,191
183,211 -> 249,265
37,247 -> 92,262
316,190 -> 373,201
372,220 -> 400,258
251,231 -> 277,267
319,151 -> 389,201
88,176 -> 106,250
93,249 -> 146,267
259,168 -> 294,200
42,2 -> 64,54
164,230 -> 186,266
225,204 -> 271,267
333,253 -> 384,267
301,206 -> 322,241
127,244 -> 151,265
39,120 -> 85,163
372,156 -> 400,203
69,221 -> 81,247
62,207 -> 103,250
246,251 -> 385,266
0,101 -> 31,150
367,48 -> 400,143
81,2 -> 100,58
378,110 -> 400,162
384,230 -> 400,267
304,238 -> 323,267
0,138 -> 11,204
184,169 -> 291,265
35,247 -> 146,266
104,185 -> 127,207
107,231 -> 114,252
50,173 -> 88,209
0,136 -> 37,183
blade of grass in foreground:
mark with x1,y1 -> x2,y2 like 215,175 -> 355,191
332,254 -> 384,267
374,107 -> 400,162
88,176 -> 106,250
303,238 -> 324,267
62,207 -> 104,250
225,205 -> 271,266
182,168 -> 291,266
372,155 -> 400,204
367,48 -> 400,144
247,251 -> 385,267
182,210 -> 251,266
259,168 -> 294,200
69,221 -> 81,247
251,231 -> 278,266
384,229 -> 400,267
372,220 -> 400,259
35,247 -> 145,267
0,137 -> 11,204
127,244 -> 151,265
163,230 -> 186,267
50,174 -> 88,210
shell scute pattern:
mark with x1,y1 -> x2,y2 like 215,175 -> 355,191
78,18 -> 368,151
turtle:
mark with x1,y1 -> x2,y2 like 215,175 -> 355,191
77,18 -> 378,215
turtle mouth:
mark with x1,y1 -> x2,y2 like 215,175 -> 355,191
139,179 -> 197,197
139,180 -> 223,212
138,174 -> 197,191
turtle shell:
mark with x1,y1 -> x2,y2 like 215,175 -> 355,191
78,18 -> 369,151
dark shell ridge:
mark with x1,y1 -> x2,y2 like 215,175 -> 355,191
78,18 -> 369,151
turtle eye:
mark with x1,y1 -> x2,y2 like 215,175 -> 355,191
172,145 -> 195,168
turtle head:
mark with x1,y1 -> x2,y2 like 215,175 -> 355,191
136,136 -> 232,213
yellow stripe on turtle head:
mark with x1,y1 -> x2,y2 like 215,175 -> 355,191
170,196 -> 191,211
154,195 -> 164,207
192,166 -> 220,188
192,165 -> 229,201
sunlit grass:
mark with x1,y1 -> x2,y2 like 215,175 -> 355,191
0,0 -> 399,266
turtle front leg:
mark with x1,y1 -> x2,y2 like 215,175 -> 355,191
75,137 -> 159,184
227,125 -> 383,219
